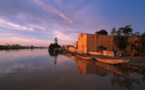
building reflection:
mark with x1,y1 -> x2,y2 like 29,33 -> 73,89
74,57 -> 126,76
74,57 -> 144,90
77,58 -> 110,76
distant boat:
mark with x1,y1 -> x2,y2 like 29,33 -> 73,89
95,58 -> 130,64
75,53 -> 93,60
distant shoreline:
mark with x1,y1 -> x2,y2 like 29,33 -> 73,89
0,45 -> 48,50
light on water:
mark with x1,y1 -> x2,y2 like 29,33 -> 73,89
0,49 -> 145,90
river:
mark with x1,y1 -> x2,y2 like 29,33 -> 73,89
0,49 -> 145,90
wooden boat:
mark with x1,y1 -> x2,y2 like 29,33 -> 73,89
95,57 -> 130,64
75,53 -> 93,60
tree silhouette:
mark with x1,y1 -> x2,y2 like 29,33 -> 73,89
48,37 -> 61,50
54,37 -> 58,44
97,46 -> 107,52
113,25 -> 133,51
95,29 -> 108,35
110,27 -> 116,35
140,32 -> 145,56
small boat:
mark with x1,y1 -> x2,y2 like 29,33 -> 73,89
75,53 -> 93,60
95,57 -> 130,64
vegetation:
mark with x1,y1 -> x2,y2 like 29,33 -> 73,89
97,46 -> 107,52
111,25 -> 145,56
49,43 -> 61,50
48,37 -> 61,65
95,29 -> 108,35
111,25 -> 132,52
139,33 -> 145,56
48,37 -> 61,50
110,27 -> 116,35
0,44 -> 45,50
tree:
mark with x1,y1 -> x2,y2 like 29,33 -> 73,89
48,43 -> 61,50
113,25 -> 133,52
110,27 -> 116,35
49,37 -> 61,50
30,45 -> 34,49
122,25 -> 133,36
140,32 -> 145,56
95,29 -> 108,35
97,46 -> 107,52
130,40 -> 140,56
114,36 -> 129,51
54,37 -> 58,44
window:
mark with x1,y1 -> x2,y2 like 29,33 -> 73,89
101,36 -> 103,39
93,42 -> 94,46
105,43 -> 106,46
81,34 -> 83,37
101,43 -> 103,46
97,36 -> 99,39
105,36 -> 107,39
109,36 -> 111,39
92,49 -> 94,51
109,43 -> 110,46
97,43 -> 99,46
92,35 -> 94,39
88,42 -> 90,46
88,48 -> 90,51
88,35 -> 90,39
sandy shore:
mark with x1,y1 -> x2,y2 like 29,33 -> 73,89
122,56 -> 145,67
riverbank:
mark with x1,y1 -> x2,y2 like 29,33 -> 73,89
122,56 -> 145,66
63,50 -> 145,72
91,54 -> 145,67
94,55 -> 145,66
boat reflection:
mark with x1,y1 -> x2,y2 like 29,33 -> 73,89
62,53 -> 72,58
74,57 -> 128,77
73,57 -> 144,90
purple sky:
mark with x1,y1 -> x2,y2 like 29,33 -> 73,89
0,0 -> 145,46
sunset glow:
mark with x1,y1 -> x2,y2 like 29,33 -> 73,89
0,0 -> 145,46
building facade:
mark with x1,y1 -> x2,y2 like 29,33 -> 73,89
77,33 -> 138,54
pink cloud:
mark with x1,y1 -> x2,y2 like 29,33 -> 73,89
33,0 -> 73,23
0,19 -> 34,31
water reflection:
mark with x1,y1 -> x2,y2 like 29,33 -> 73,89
73,57 -> 127,77
73,57 -> 145,90
0,49 -> 145,90
48,49 -> 62,65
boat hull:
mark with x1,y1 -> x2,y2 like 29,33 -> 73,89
95,58 -> 130,64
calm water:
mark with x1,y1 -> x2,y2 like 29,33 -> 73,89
0,49 -> 145,90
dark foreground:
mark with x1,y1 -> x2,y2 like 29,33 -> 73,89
0,49 -> 145,90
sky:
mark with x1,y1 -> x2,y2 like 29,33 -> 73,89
0,0 -> 145,47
